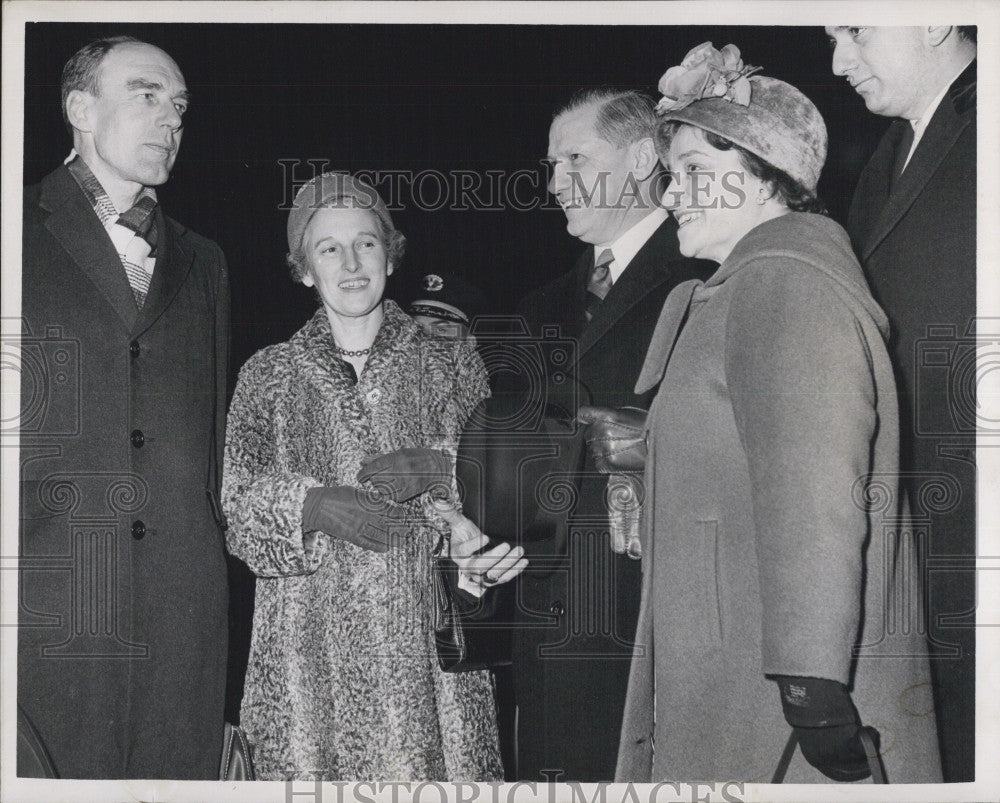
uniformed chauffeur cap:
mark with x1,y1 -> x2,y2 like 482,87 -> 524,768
407,271 -> 486,327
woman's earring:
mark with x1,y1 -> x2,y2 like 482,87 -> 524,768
756,188 -> 767,206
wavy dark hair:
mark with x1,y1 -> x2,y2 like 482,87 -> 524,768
656,120 -> 827,215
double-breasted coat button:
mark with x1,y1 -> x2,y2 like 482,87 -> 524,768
131,520 -> 146,540
130,429 -> 145,448
366,388 -> 383,405
549,600 -> 565,616
129,341 -> 141,357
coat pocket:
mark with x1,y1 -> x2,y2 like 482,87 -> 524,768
696,519 -> 724,648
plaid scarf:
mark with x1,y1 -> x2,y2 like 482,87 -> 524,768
66,153 -> 158,307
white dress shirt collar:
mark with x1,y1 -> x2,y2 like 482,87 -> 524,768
593,206 -> 669,284
902,56 -> 975,171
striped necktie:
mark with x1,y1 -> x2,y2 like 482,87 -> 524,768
585,248 -> 615,322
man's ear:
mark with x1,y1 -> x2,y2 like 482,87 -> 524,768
926,26 -> 954,48
630,137 -> 658,182
65,89 -> 93,133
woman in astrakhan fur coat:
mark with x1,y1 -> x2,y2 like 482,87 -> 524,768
222,173 -> 523,781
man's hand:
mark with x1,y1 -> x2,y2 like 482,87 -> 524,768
357,448 -> 452,502
577,405 -> 647,473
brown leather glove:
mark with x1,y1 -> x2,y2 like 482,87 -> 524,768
577,405 -> 647,473
302,486 -> 410,553
357,448 -> 452,502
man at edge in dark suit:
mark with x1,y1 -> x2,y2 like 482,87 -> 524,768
499,88 -> 712,781
18,36 -> 230,779
826,25 -> 977,782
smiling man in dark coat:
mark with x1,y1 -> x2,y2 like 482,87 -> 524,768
18,36 -> 230,779
497,88 -> 711,781
826,25 -> 977,781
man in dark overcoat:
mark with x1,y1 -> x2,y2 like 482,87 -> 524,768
493,89 -> 711,781
827,24 -> 977,781
18,36 -> 230,779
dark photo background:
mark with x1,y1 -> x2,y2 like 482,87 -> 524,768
22,20 -> 890,745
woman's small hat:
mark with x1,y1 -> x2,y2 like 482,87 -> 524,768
655,42 -> 827,193
286,171 -> 395,254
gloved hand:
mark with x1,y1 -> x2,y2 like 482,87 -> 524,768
775,675 -> 877,782
302,486 -> 410,553
577,405 -> 647,473
357,448 -> 452,502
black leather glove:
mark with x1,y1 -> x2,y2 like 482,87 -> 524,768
302,486 -> 410,553
775,675 -> 876,782
577,405 -> 647,473
356,448 -> 452,502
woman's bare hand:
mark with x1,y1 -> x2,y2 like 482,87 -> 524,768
443,510 -> 527,588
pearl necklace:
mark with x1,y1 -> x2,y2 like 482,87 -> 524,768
335,346 -> 372,358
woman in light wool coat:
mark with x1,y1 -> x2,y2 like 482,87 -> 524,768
223,173 -> 524,781
600,45 -> 942,783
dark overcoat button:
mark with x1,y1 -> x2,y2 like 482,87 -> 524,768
131,520 -> 146,540
549,600 -> 565,616
129,341 -> 141,357
130,429 -> 144,448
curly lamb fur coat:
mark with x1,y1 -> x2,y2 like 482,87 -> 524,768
223,300 -> 501,781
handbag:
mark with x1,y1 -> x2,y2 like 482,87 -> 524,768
220,721 -> 256,780
770,727 -> 887,784
433,559 -> 513,672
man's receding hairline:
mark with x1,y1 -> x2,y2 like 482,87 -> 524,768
553,98 -> 601,125
96,41 -> 184,88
